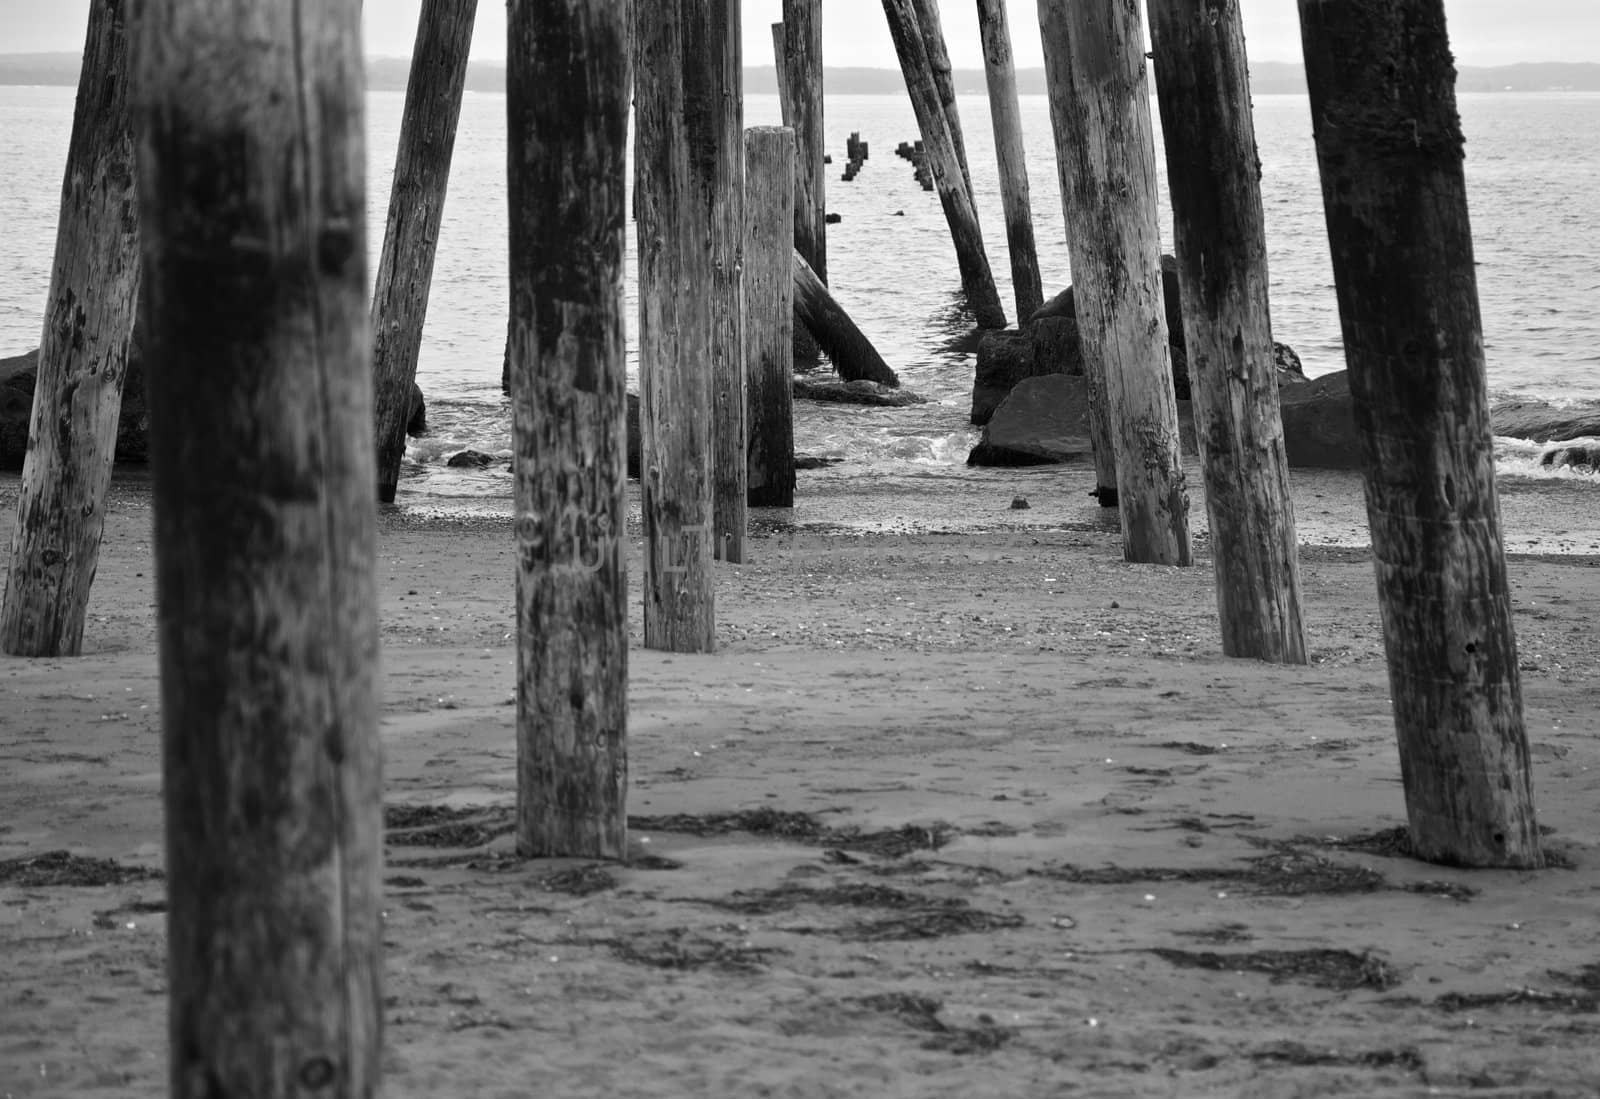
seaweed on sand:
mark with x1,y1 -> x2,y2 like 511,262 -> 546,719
0,850 -> 161,887
705,880 -> 1023,941
853,992 -> 1015,1054
607,928 -> 782,973
1148,947 -> 1403,992
631,809 -> 954,857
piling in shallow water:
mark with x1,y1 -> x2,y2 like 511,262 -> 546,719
745,126 -> 797,508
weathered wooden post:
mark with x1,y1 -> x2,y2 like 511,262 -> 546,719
696,0 -> 748,565
636,0 -> 716,651
745,126 -> 796,508
910,0 -> 973,201
1299,0 -> 1541,867
131,1 -> 383,1094
370,0 -> 478,504
1037,4 -> 1116,502
507,0 -> 630,859
1149,0 -> 1306,661
976,0 -> 1044,322
782,0 -> 826,285
883,0 -> 1007,329
1037,0 -> 1191,562
1,0 -> 140,658
771,22 -> 792,124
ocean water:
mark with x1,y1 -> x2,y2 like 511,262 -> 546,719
2,84 -> 1598,533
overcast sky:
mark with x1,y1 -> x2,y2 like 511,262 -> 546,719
1,1 -> 1595,68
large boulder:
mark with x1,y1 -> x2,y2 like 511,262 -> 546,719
968,374 -> 1096,466
971,315 -> 1082,426
1277,370 -> 1360,469
0,349 -> 37,469
968,374 -> 1199,467
2,347 -> 151,470
970,367 -> 1341,470
975,256 -> 1308,424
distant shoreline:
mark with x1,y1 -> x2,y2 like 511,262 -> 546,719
2,53 -> 1599,96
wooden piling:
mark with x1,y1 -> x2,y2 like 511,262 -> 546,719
1149,0 -> 1306,661
771,22 -> 792,124
1037,0 -> 1191,562
695,0 -> 747,565
1300,0 -> 1541,867
881,0 -> 1006,329
793,251 -> 899,389
782,0 -> 827,285
370,0 -> 477,504
975,0 -> 1044,322
1,0 -> 140,658
507,0 -> 630,859
909,0 -> 973,201
746,127 -> 797,508
636,0 -> 716,652
131,1 -> 383,1094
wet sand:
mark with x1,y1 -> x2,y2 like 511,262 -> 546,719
3,466 -> 1599,1097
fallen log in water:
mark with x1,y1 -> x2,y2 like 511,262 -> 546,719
792,250 -> 899,388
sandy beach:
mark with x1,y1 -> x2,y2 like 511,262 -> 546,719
3,463 -> 1599,1098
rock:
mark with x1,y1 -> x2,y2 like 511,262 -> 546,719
1274,342 -> 1309,384
974,366 -> 1387,469
993,257 -> 1309,414
2,346 -> 151,471
1539,442 -> 1600,470
1489,399 -> 1600,443
1010,496 -> 1030,510
446,448 -> 496,469
825,212 -> 842,224
407,382 -> 427,436
1277,370 -> 1361,469
1028,254 -> 1181,333
793,377 -> 927,407
4,344 -> 428,472
0,349 -> 36,470
967,375 -> 1098,466
970,315 -> 1084,426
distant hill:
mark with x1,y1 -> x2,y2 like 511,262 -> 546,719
5,52 -> 1600,96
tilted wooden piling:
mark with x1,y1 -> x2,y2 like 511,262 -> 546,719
782,0 -> 826,285
882,0 -> 1006,329
746,127 -> 797,508
636,0 -> 716,651
910,0 -> 973,201
1038,0 -> 1191,562
1,0 -> 140,658
1149,0 -> 1306,661
771,22 -> 792,124
976,0 -> 1043,322
507,0 -> 630,859
695,0 -> 748,564
369,0 -> 477,504
1300,0 -> 1541,867
793,251 -> 900,389
131,1 -> 384,1093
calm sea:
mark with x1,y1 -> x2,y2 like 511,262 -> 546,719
3,85 -> 1598,522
